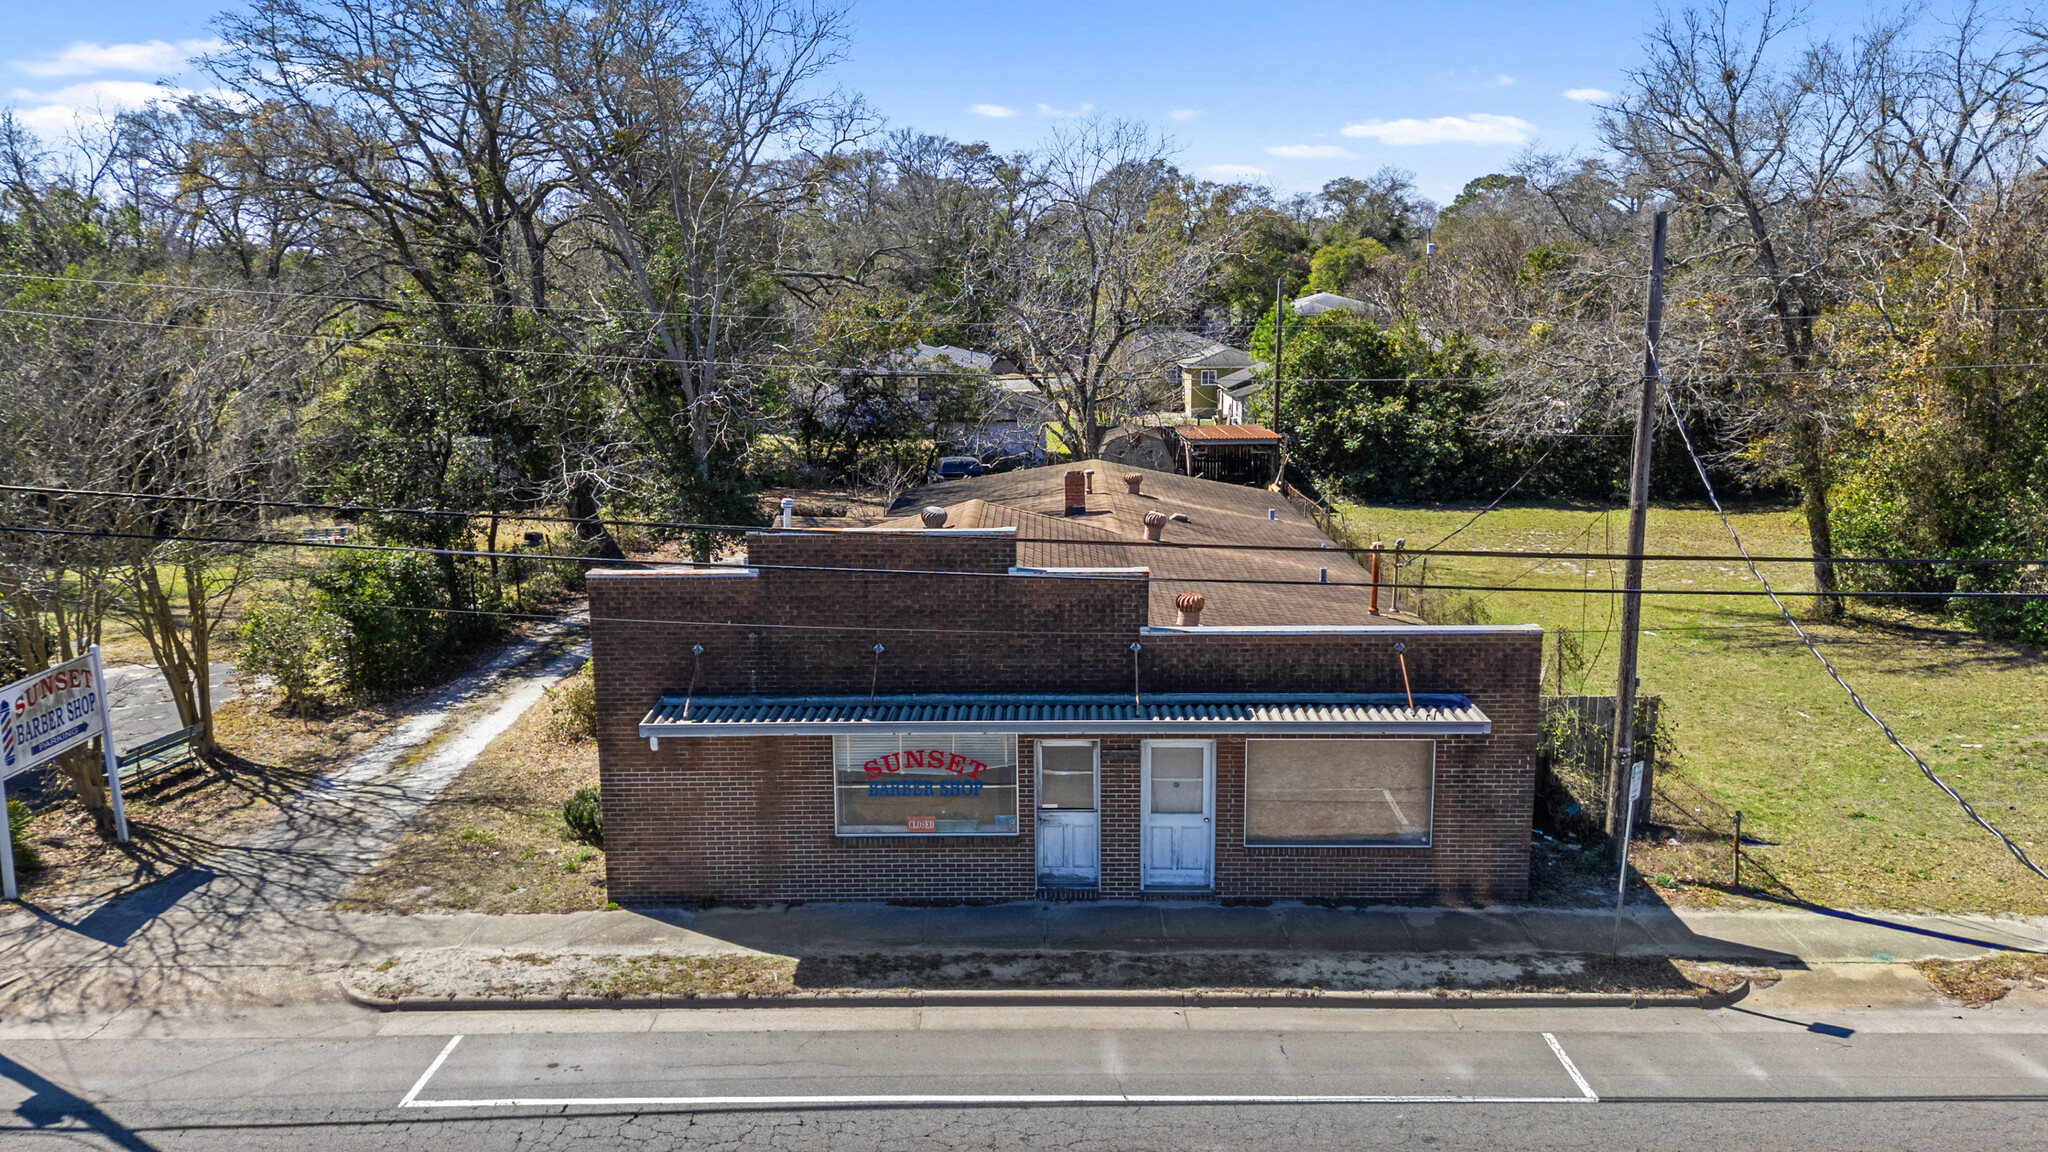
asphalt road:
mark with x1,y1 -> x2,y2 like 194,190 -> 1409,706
5,1004 -> 2047,1150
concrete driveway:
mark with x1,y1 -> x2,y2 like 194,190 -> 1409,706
102,661 -> 237,755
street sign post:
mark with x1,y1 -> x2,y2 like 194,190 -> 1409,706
0,646 -> 128,898
1609,760 -> 1644,954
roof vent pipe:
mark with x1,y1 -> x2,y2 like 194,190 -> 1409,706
1063,470 -> 1086,516
1267,508 -> 1278,520
780,496 -> 794,529
1143,508 -> 1169,541
920,505 -> 949,529
1175,592 -> 1206,626
1123,472 -> 1143,495
1083,468 -> 1097,493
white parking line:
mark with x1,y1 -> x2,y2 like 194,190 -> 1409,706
1544,1032 -> 1599,1101
395,1032 -> 1601,1109
400,1035 -> 464,1107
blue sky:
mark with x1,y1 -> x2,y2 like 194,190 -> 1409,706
5,0 -> 1890,202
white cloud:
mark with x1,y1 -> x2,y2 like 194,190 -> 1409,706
1167,108 -> 1201,121
1563,88 -> 1613,103
1496,74 -> 1516,86
9,79 -> 187,135
1035,102 -> 1094,118
967,103 -> 1017,118
1339,113 -> 1534,146
11,38 -> 220,78
1205,163 -> 1268,178
1265,143 -> 1358,159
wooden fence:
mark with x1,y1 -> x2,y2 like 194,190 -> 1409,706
1538,695 -> 1661,838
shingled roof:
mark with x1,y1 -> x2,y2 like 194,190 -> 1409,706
875,460 -> 1419,627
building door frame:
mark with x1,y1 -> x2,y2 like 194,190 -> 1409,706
1140,739 -> 1215,890
1035,739 -> 1101,888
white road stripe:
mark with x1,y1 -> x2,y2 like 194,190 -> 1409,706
400,1035 -> 464,1107
396,1030 -> 1602,1110
401,1093 -> 1598,1109
1543,1032 -> 1598,1101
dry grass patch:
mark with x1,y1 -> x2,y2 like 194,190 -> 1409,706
337,670 -> 603,914
1913,953 -> 2048,1007
352,950 -> 795,1002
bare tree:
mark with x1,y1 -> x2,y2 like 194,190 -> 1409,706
1602,0 -> 1890,617
528,0 -> 861,487
994,120 -> 1236,458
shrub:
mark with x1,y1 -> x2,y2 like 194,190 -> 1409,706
545,661 -> 598,742
238,598 -> 342,712
308,550 -> 459,694
8,799 -> 44,872
1417,590 -> 1493,625
563,786 -> 603,846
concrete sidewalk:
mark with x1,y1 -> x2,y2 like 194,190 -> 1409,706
8,897 -> 2045,971
5,896 -> 2044,1018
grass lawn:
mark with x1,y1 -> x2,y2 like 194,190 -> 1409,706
1336,500 -> 2048,915
338,668 -> 606,914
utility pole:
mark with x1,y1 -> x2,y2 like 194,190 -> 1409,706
1608,210 -> 1668,851
1271,276 -> 1285,487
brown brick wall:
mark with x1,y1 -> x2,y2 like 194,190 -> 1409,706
591,531 -> 1541,906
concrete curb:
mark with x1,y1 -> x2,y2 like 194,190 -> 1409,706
340,980 -> 1749,1012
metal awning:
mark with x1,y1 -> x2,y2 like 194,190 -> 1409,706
640,692 -> 1489,737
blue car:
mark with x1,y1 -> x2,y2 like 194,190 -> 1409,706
932,456 -> 986,480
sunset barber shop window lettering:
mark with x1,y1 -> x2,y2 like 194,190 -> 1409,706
1244,739 -> 1435,848
834,734 -> 1020,836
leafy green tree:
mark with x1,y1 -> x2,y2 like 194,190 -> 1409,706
1252,309 -> 1501,502
1306,238 -> 1390,295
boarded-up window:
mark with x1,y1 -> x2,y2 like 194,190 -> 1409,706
834,734 -> 1020,836
1244,740 -> 1433,847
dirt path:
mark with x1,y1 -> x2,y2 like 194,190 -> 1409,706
0,617 -> 589,1002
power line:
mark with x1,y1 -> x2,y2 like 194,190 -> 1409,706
1660,388 -> 2048,883
8,483 -> 2047,567
5,522 -> 2047,599
10,297 -> 2046,382
23,269 -> 2048,330
0,270 -> 1021,331
1421,440 -> 1562,551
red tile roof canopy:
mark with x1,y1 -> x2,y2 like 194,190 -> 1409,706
1172,423 -> 1281,444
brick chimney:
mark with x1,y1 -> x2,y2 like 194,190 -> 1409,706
1063,470 -> 1086,516
1175,592 -> 1206,626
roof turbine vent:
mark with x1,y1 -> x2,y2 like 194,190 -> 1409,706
920,505 -> 949,529
1123,472 -> 1144,495
1175,592 -> 1207,626
1143,508 -> 1170,541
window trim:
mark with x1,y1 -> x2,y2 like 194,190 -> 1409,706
1241,738 -> 1437,849
831,733 -> 1021,838
1035,738 -> 1101,812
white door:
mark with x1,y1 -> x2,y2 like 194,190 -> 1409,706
1036,741 -> 1100,887
1141,741 -> 1214,889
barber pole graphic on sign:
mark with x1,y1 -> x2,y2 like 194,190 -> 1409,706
1,647 -> 128,899
1,653 -> 106,779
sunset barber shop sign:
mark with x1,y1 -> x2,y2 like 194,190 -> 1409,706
0,648 -> 128,898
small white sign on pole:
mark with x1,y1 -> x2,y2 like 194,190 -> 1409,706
0,647 -> 127,899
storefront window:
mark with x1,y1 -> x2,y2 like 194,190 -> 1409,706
1244,739 -> 1434,847
834,734 -> 1020,836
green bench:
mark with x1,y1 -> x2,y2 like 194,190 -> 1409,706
117,724 -> 204,786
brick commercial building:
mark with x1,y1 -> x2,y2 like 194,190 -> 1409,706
592,462 -> 1543,906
